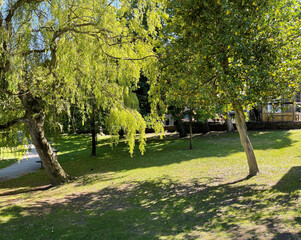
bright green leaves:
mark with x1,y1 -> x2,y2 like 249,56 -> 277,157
0,0 -> 165,155
157,0 -> 301,132
164,0 -> 301,110
107,107 -> 146,156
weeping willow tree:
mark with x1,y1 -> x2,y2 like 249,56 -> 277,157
0,0 -> 166,185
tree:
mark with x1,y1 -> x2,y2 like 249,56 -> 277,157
162,71 -> 214,149
60,98 -> 105,156
159,1 -> 226,149
162,0 -> 301,176
0,0 -> 165,185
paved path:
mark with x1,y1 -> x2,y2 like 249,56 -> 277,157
0,145 -> 42,182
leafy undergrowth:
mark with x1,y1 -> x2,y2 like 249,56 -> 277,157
0,130 -> 300,240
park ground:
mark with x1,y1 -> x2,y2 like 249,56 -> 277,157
0,145 -> 25,170
0,130 -> 300,239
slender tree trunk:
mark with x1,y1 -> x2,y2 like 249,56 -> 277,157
203,120 -> 210,133
25,113 -> 71,185
189,112 -> 193,149
91,104 -> 97,156
175,119 -> 187,138
233,105 -> 259,176
226,112 -> 235,132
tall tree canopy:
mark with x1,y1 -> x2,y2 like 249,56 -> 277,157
0,0 -> 166,185
161,0 -> 301,176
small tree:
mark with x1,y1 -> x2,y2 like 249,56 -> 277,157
160,46 -> 215,148
162,0 -> 301,176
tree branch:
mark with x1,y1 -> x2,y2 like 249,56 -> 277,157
103,50 -> 157,61
0,87 -> 31,96
5,0 -> 44,26
202,75 -> 217,87
52,22 -> 100,39
22,49 -> 46,56
0,117 -> 26,130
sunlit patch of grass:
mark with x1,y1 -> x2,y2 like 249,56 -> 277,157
0,158 -> 18,169
0,130 -> 300,239
0,145 -> 26,169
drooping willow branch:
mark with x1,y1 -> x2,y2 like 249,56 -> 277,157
0,117 -> 26,130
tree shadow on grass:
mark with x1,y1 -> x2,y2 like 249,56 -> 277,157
273,166 -> 301,193
0,130 -> 297,189
0,176 -> 299,240
61,130 -> 296,175
0,184 -> 53,197
49,131 -> 297,172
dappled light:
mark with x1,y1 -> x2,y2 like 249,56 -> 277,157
0,130 -> 300,239
0,175 -> 299,239
0,130 -> 297,190
0,0 -> 300,237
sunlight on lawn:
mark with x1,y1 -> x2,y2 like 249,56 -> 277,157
0,130 -> 300,239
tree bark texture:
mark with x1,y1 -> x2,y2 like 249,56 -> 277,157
18,93 -> 71,185
233,105 -> 259,176
25,113 -> 70,185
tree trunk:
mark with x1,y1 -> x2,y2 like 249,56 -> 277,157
25,113 -> 71,185
189,112 -> 193,149
226,112 -> 235,132
91,104 -> 97,156
175,119 -> 187,138
203,120 -> 210,133
233,105 -> 259,176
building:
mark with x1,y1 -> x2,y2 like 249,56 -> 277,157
262,91 -> 301,122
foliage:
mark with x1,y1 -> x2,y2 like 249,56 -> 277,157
163,0 -> 301,108
159,0 -> 301,174
107,107 -> 146,155
0,145 -> 26,169
0,0 -> 167,155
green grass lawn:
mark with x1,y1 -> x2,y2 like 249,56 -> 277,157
0,158 -> 17,169
0,130 -> 300,240
0,146 -> 26,169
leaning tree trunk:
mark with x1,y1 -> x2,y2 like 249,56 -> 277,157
25,113 -> 71,185
233,105 -> 259,176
